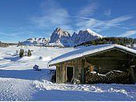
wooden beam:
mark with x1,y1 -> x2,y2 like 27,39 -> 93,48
87,57 -> 128,61
56,65 -> 60,83
81,58 -> 85,84
128,67 -> 136,83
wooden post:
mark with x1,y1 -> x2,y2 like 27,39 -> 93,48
127,56 -> 136,83
62,63 -> 67,83
81,58 -> 85,84
56,65 -> 60,83
60,63 -> 63,83
74,60 -> 78,79
129,66 -> 136,83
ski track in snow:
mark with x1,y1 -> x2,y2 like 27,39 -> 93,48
0,46 -> 135,101
0,78 -> 35,101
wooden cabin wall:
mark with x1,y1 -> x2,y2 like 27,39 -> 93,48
56,59 -> 86,83
55,49 -> 136,83
56,64 -> 67,83
64,59 -> 83,82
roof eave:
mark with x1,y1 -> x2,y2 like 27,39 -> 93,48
48,45 -> 136,66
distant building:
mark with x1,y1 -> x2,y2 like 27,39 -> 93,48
48,44 -> 136,84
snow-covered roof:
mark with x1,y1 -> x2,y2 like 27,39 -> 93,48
48,44 -> 136,66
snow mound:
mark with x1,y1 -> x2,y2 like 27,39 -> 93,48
33,80 -> 103,92
19,56 -> 37,61
33,80 -> 136,100
40,56 -> 52,61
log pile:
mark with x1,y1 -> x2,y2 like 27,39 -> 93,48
106,70 -> 130,84
85,70 -> 131,84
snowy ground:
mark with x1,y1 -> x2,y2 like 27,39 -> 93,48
0,46 -> 136,101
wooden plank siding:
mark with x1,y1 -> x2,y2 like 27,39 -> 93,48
56,65 -> 60,83
55,49 -> 136,84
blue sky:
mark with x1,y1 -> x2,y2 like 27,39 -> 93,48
0,0 -> 136,42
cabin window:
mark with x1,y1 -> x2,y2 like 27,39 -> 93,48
67,67 -> 74,82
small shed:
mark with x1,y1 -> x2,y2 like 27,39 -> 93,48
48,44 -> 136,84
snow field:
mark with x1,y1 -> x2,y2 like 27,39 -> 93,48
0,45 -> 135,101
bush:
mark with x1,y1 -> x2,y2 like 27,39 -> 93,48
27,49 -> 32,56
19,49 -> 24,58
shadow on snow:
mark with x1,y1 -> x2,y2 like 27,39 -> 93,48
0,69 -> 53,81
3,56 -> 21,62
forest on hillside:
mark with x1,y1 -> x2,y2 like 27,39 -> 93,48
76,37 -> 136,47
0,41 -> 16,47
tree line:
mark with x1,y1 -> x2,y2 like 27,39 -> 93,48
76,37 -> 136,47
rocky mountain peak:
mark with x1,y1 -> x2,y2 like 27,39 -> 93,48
50,27 -> 71,43
78,29 -> 103,38
53,27 -> 70,37
71,29 -> 103,45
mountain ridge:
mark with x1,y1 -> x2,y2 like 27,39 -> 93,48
20,28 -> 103,47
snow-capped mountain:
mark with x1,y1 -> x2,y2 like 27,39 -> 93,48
49,28 -> 74,47
20,28 -> 103,47
72,29 -> 103,45
21,38 -> 49,46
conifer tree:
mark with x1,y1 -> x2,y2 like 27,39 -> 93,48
19,49 -> 24,58
27,49 -> 32,56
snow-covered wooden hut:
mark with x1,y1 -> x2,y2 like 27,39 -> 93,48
48,44 -> 136,84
